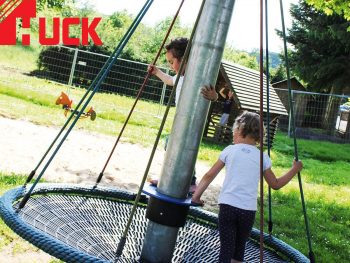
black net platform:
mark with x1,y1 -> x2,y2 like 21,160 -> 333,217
0,184 -> 309,262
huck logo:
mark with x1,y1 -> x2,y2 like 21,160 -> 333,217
0,0 -> 103,46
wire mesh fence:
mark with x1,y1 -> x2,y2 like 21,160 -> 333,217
275,88 -> 350,143
31,45 -> 350,144
35,45 -> 174,118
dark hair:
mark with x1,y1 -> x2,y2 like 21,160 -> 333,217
233,111 -> 261,142
165,37 -> 188,60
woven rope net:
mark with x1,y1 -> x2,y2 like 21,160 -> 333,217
0,184 -> 309,262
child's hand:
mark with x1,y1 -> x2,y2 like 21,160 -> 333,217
148,64 -> 159,75
191,197 -> 204,207
201,85 -> 218,102
292,160 -> 303,173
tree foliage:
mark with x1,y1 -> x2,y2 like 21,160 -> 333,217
249,49 -> 282,69
95,13 -> 193,64
92,11 -> 259,68
34,3 -> 263,70
280,1 -> 350,93
37,0 -> 76,12
270,64 -> 287,84
248,49 -> 285,82
223,46 -> 259,70
305,0 -> 350,22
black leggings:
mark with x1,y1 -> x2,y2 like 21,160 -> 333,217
218,204 -> 256,262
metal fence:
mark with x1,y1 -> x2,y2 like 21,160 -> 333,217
275,88 -> 350,143
35,45 -> 174,117
34,46 -> 350,143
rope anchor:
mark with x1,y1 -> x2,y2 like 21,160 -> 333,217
55,92 -> 96,121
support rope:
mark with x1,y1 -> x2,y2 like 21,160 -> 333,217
259,0 -> 265,261
279,0 -> 315,262
17,0 -> 154,209
265,0 -> 274,235
95,0 -> 186,186
115,0 -> 207,257
22,0 -> 153,188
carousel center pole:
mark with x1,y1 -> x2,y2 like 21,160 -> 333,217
140,0 -> 236,262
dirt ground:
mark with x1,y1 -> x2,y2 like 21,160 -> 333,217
0,116 -> 225,262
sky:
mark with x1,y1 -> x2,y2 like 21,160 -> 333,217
88,0 -> 298,53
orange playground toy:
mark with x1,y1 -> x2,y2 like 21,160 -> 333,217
56,92 -> 96,121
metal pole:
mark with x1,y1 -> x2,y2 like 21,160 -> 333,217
288,90 -> 293,137
279,0 -> 315,261
158,68 -> 169,116
140,0 -> 235,262
68,48 -> 78,86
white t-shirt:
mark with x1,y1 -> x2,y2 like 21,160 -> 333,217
218,144 -> 272,211
172,75 -> 184,105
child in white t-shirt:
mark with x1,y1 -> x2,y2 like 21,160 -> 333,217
148,37 -> 186,105
148,37 -> 218,106
192,111 -> 303,263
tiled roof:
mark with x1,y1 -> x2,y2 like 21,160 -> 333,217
220,61 -> 288,115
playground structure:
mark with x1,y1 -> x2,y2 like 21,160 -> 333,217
0,184 -> 309,262
0,0 -> 314,262
205,62 -> 287,145
56,91 -> 96,121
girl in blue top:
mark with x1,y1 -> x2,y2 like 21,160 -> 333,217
192,111 -> 303,263
219,87 -> 234,125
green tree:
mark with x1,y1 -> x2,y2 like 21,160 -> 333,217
281,1 -> 350,94
281,1 -> 350,132
37,0 -> 76,12
97,13 -> 192,64
305,0 -> 350,22
270,64 -> 287,84
250,48 -> 282,69
223,46 -> 259,70
137,17 -> 191,65
249,49 -> 286,82
96,11 -> 135,55
29,0 -> 81,37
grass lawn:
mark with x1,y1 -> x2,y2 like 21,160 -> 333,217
0,45 -> 349,262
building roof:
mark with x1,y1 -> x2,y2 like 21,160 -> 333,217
220,61 -> 288,115
272,77 -> 306,91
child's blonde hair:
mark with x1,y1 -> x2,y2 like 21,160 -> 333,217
233,111 -> 261,142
